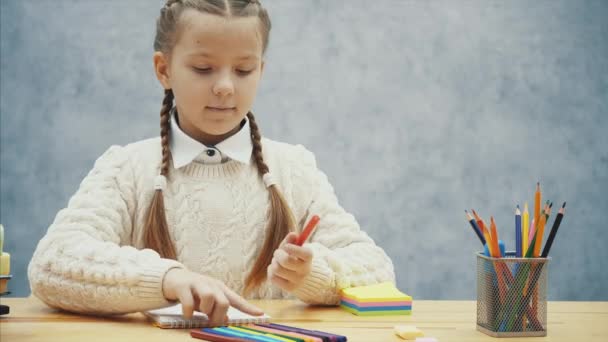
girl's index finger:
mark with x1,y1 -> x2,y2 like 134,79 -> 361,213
178,288 -> 195,319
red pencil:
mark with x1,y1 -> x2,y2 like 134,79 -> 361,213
296,215 -> 320,246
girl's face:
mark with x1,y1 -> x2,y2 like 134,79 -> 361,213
154,10 -> 264,145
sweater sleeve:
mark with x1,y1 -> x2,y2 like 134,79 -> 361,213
28,145 -> 184,315
289,146 -> 396,305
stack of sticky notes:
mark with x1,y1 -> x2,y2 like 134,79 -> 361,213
340,282 -> 412,316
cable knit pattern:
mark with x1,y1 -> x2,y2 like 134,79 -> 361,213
28,137 -> 395,314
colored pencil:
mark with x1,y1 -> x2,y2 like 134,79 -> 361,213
472,209 -> 492,253
527,218 -> 536,249
489,216 -> 509,303
471,209 -> 486,237
533,202 -> 552,257
534,182 -> 541,233
522,202 -> 529,256
541,202 -> 566,258
490,217 -> 501,258
515,205 -> 522,257
242,325 -> 321,342
191,329 -> 249,342
466,210 -> 486,245
296,215 -> 320,246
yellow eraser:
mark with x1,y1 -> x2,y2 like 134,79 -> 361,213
0,252 -> 9,275
394,325 -> 424,340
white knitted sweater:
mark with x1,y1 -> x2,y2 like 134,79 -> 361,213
28,137 -> 395,315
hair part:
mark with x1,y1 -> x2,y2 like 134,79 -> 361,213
145,0 -> 293,296
154,0 -> 271,56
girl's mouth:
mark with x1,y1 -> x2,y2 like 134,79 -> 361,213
206,106 -> 236,111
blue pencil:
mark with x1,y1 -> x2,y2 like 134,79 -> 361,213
515,205 -> 522,257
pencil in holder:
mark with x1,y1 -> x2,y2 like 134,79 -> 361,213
476,252 -> 549,337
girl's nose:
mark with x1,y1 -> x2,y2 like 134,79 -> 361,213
213,71 -> 234,97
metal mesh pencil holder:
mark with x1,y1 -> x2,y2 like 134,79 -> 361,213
476,252 -> 549,337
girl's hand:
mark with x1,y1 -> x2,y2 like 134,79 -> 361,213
267,232 -> 313,292
162,268 -> 264,326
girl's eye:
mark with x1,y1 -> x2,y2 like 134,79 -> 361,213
192,67 -> 254,76
193,67 -> 212,74
236,69 -> 254,76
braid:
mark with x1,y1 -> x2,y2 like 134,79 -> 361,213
160,89 -> 174,176
247,111 -> 269,175
244,111 -> 296,295
143,88 -> 177,260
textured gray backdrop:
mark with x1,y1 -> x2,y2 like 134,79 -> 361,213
1,0 -> 607,300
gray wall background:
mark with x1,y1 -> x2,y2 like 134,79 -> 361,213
1,0 -> 607,301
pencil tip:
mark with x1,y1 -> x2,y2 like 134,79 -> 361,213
549,202 -> 553,208
562,202 -> 566,208
517,204 -> 520,209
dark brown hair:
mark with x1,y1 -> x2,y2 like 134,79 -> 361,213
146,0 -> 295,295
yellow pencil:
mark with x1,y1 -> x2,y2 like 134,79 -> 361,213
522,202 -> 529,256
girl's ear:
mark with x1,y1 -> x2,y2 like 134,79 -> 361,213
153,51 -> 172,89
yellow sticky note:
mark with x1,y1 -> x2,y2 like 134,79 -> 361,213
394,325 -> 424,340
341,282 -> 412,302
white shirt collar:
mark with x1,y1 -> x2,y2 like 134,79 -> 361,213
169,109 -> 252,169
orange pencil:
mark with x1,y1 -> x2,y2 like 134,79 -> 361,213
490,217 -> 501,258
534,182 -> 541,233
483,225 -> 495,257
533,202 -> 552,257
489,216 -> 508,302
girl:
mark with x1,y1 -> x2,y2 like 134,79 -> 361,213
28,0 -> 395,326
